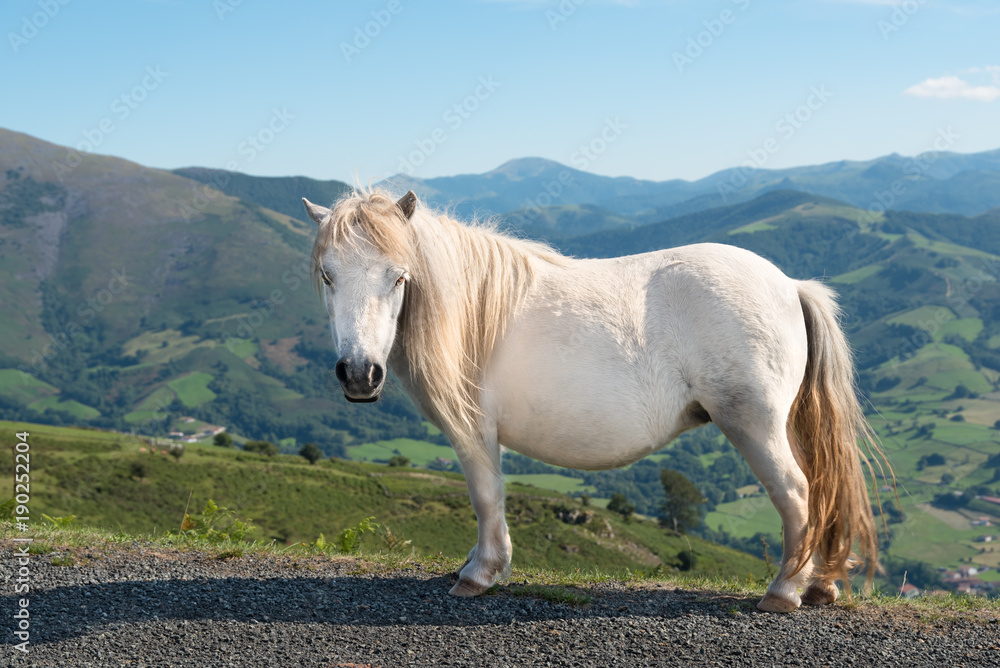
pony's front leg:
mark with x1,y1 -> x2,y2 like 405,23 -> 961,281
449,429 -> 512,597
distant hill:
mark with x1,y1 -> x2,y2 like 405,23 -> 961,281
173,167 -> 351,223
0,127 -> 428,455
387,150 -> 1000,223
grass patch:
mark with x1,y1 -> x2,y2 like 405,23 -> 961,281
224,337 -> 257,358
831,264 -> 883,285
167,372 -> 217,408
347,438 -> 457,467
136,386 -> 176,412
123,409 -> 166,424
504,474 -> 597,495
0,369 -> 58,403
122,329 -> 216,365
27,396 -> 100,419
728,219 -> 778,235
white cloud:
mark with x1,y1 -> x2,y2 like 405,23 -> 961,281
904,75 -> 1000,102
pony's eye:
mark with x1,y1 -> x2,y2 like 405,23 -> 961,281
395,275 -> 406,287
320,272 -> 333,287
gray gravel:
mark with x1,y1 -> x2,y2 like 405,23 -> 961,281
3,542 -> 1000,667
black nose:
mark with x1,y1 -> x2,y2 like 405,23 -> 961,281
335,357 -> 384,402
335,360 -> 349,385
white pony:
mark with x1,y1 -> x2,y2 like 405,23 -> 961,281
302,188 -> 886,613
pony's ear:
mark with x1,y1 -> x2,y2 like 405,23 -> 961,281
302,198 -> 330,226
396,191 -> 418,221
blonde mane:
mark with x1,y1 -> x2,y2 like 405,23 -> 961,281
311,188 -> 566,463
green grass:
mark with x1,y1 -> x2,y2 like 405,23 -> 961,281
0,420 -> 765,578
887,305 -> 955,330
0,368 -> 58,403
123,409 -> 166,424
728,218 -> 779,235
505,474 -> 597,495
906,232 -> 1000,261
937,318 -> 984,342
136,386 -> 176,412
123,329 -> 216,365
347,438 -> 457,467
27,396 -> 100,419
224,337 -> 257,358
167,372 -> 217,408
831,264 -> 883,284
704,495 -> 781,539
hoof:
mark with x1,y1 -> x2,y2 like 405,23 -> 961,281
449,578 -> 490,597
802,582 -> 838,606
757,592 -> 801,613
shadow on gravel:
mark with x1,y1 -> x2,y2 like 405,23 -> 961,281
0,573 -> 764,645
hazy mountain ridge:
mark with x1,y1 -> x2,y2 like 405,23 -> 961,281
389,149 -> 1000,226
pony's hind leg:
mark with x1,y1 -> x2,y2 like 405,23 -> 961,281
716,415 -> 812,613
449,428 -> 512,597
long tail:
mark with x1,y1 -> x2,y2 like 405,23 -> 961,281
790,280 -> 890,595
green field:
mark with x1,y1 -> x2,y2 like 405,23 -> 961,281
224,337 -> 257,358
136,386 -> 176,412
123,329 -> 216,366
0,421 -> 766,578
167,372 -> 217,408
831,263 -> 883,284
27,396 -> 100,419
704,495 -> 781,539
123,409 -> 166,424
728,218 -> 779,235
938,318 -> 984,342
347,438 -> 457,467
505,474 -> 597,495
0,369 -> 58,403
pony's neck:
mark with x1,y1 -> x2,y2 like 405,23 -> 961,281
386,210 -> 562,439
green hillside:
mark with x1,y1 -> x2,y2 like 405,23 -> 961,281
0,128 -> 433,455
172,167 -> 351,222
0,421 -> 766,578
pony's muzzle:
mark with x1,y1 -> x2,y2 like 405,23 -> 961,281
335,357 -> 384,402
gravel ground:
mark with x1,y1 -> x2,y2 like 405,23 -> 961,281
3,542 -> 1000,667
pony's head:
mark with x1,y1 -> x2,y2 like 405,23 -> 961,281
303,189 -> 418,403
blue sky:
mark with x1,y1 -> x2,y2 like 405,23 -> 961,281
2,0 -> 998,183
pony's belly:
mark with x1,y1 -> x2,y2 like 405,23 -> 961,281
493,391 -> 678,471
